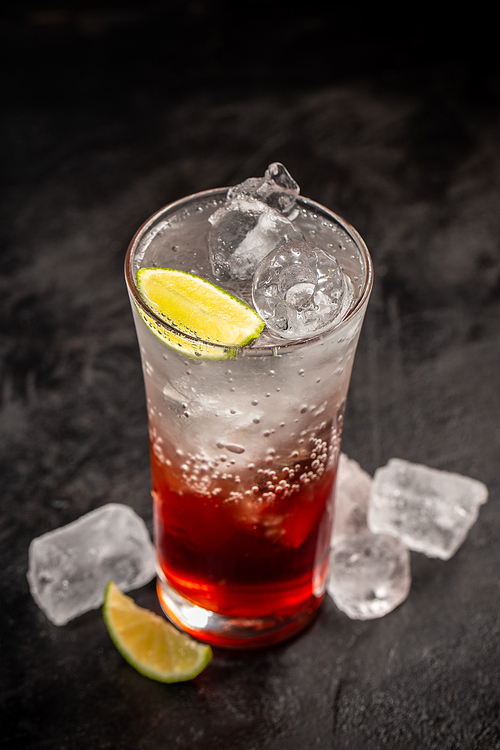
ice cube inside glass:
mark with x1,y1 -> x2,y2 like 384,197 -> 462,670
125,183 -> 373,647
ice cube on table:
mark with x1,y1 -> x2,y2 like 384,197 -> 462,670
328,532 -> 411,620
208,196 -> 304,281
252,240 -> 352,339
368,458 -> 489,560
27,503 -> 156,626
332,453 -> 372,544
227,162 -> 300,216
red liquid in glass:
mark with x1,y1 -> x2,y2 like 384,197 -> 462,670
151,443 -> 336,623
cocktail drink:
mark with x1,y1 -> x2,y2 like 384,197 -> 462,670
125,165 -> 373,647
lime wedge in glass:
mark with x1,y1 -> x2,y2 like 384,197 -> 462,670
135,267 -> 264,360
103,582 -> 212,682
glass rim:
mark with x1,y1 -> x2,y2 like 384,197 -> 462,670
124,187 -> 374,355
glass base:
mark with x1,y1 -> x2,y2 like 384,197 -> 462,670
156,574 -> 323,649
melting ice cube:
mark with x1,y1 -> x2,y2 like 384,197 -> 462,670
27,503 -> 156,626
252,240 -> 352,339
368,458 -> 489,560
208,196 -> 304,281
328,532 -> 411,620
332,453 -> 372,544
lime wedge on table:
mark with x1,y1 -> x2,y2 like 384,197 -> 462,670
136,267 -> 264,359
103,582 -> 212,682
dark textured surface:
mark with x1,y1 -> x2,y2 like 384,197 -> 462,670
1,7 -> 500,749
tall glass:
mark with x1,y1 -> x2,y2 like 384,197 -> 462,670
125,187 -> 373,648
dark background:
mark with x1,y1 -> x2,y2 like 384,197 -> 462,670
1,4 -> 500,749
